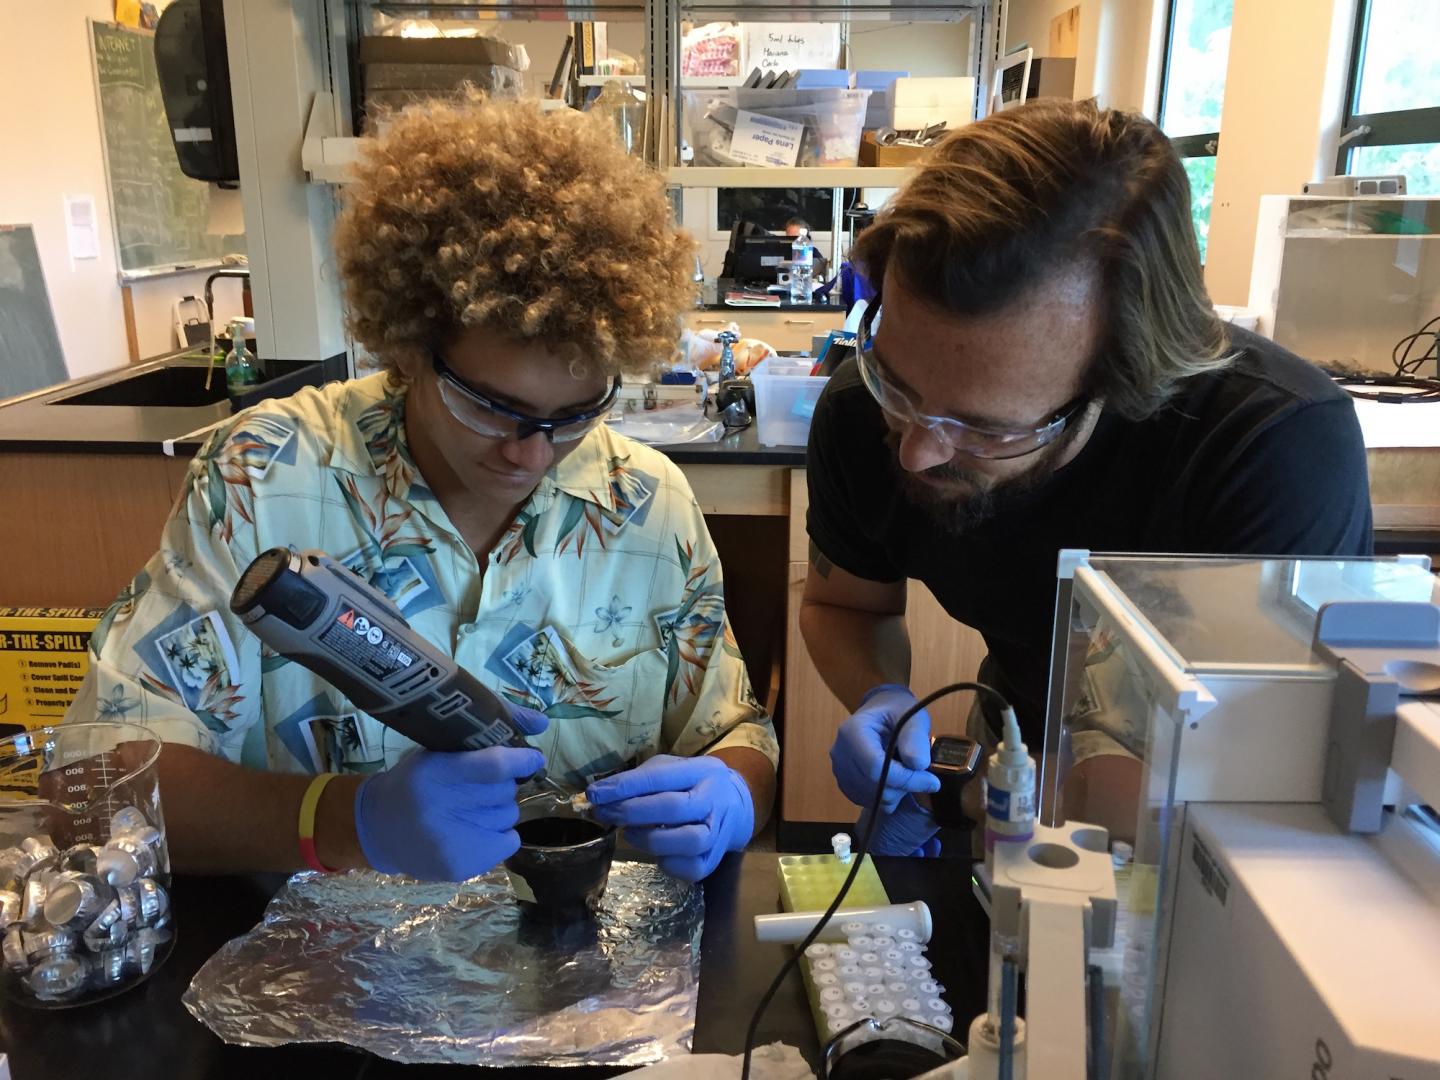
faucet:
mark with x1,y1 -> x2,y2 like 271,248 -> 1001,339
201,268 -> 252,390
204,268 -> 251,332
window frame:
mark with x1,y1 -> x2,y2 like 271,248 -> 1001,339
1335,0 -> 1440,177
1156,0 -> 1222,163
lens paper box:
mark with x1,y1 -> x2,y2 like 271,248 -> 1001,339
0,608 -> 104,737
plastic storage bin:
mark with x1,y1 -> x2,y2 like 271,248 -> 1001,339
683,88 -> 872,168
751,356 -> 830,447
0,722 -> 173,1008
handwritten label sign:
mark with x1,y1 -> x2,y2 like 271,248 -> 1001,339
743,23 -> 842,71
729,110 -> 804,168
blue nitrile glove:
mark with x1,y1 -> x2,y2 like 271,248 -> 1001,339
831,684 -> 940,814
354,706 -> 548,881
585,754 -> 754,883
859,795 -> 942,857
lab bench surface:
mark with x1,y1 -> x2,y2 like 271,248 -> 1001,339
0,357 -> 806,465
0,852 -> 989,1080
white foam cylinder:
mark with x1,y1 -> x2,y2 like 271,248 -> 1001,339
964,1013 -> 1026,1080
752,901 -> 932,944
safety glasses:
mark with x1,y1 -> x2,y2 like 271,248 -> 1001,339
855,302 -> 1089,461
431,352 -> 620,444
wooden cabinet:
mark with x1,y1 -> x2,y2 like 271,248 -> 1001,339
781,468 -> 986,828
0,453 -> 192,607
684,308 -> 846,353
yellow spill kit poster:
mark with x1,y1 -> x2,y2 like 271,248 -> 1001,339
0,608 -> 104,736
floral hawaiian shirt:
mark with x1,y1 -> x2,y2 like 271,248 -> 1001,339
67,374 -> 778,786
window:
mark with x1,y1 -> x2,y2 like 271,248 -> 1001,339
715,188 -> 859,234
1337,0 -> 1440,194
1157,0 -> 1234,262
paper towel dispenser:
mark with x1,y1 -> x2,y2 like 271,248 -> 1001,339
155,0 -> 239,184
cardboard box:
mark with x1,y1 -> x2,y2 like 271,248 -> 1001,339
0,608 -> 103,736
358,35 -> 526,72
859,131 -> 930,168
890,76 -> 975,132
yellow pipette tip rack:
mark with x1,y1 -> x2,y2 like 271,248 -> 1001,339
777,852 -> 892,1044
777,852 -> 889,914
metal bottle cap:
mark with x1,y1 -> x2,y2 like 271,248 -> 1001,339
0,848 -> 27,884
83,918 -> 128,953
97,849 -> 139,887
60,844 -> 102,877
124,935 -> 156,975
115,884 -> 140,926
97,836 -> 156,886
135,878 -> 169,925
121,825 -> 165,855
0,889 -> 20,929
20,835 -> 59,864
23,926 -> 79,961
43,876 -> 105,931
21,876 -> 48,924
110,806 -> 150,834
86,897 -> 123,934
27,954 -> 89,999
92,945 -> 128,986
2,926 -> 28,971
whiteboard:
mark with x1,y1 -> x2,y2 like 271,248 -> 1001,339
89,20 -> 244,279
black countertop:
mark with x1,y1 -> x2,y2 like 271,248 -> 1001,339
696,278 -> 847,314
656,423 -> 804,466
0,853 -> 988,1079
0,356 -> 808,465
697,300 -> 846,314
0,353 -> 236,456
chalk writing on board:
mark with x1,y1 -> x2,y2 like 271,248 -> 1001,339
89,20 -> 244,275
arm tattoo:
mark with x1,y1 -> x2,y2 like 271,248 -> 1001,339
809,540 -> 834,579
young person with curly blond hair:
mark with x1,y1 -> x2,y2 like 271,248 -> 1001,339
69,98 -> 777,884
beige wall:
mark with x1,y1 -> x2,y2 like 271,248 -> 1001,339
1204,0 -> 1359,304
1004,0 -> 1363,310
848,17 -> 976,79
1001,0 -> 1165,113
0,2 -> 243,381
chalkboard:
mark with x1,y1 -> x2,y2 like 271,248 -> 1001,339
0,225 -> 67,400
89,20 -> 243,277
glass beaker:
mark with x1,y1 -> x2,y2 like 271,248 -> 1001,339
0,722 -> 174,1007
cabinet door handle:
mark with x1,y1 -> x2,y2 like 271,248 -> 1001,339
694,318 -> 726,326
783,318 -> 815,326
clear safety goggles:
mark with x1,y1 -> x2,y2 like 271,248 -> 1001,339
855,302 -> 1089,461
432,352 -> 619,444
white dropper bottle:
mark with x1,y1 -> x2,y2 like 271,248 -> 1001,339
984,705 -> 1036,870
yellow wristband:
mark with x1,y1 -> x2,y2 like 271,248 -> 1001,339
298,772 -> 340,873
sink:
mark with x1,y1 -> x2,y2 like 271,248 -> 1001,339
51,365 -> 229,408
48,358 -> 342,411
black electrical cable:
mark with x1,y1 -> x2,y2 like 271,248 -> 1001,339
1332,314 -> 1440,404
739,681 -> 1012,1080
1394,314 -> 1440,378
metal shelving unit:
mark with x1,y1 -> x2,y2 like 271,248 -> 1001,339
308,0 -> 998,239
660,0 -> 995,268
667,166 -> 912,188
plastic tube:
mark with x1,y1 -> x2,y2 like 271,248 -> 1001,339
752,900 -> 932,944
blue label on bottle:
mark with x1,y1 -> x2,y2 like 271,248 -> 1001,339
987,787 -> 1011,819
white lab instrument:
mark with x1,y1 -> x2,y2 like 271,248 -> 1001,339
915,553 -> 1440,1079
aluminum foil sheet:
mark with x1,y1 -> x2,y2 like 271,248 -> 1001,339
183,861 -> 703,1067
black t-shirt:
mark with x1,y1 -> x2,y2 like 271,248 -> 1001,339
806,327 -> 1373,742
